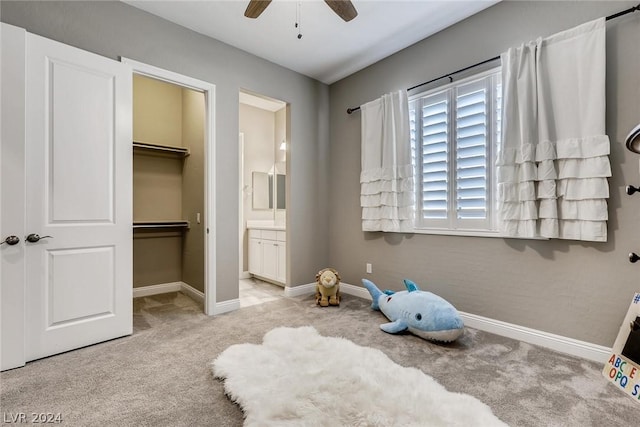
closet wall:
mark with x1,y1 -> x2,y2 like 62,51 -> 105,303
132,75 -> 205,293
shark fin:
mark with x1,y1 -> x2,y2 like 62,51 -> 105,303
403,279 -> 421,292
380,319 -> 408,334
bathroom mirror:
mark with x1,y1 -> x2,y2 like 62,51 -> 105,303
252,172 -> 285,210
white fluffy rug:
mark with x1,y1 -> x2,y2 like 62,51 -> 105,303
212,326 -> 508,427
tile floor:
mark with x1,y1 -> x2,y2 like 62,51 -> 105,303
239,277 -> 284,307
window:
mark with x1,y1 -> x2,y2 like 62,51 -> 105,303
409,68 -> 501,234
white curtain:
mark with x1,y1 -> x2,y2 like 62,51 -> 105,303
360,90 -> 414,232
497,18 -> 611,242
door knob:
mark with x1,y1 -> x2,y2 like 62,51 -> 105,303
26,233 -> 53,243
630,252 -> 640,263
1,235 -> 20,245
627,185 -> 640,195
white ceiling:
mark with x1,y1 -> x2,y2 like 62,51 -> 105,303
124,0 -> 499,85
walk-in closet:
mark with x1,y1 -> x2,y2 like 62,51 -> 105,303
132,74 -> 206,305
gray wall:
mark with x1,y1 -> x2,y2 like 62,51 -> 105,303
0,1 -> 331,302
329,0 -> 640,347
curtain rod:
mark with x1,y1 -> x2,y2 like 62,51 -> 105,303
346,3 -> 640,114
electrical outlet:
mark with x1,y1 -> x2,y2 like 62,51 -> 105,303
366,263 -> 372,274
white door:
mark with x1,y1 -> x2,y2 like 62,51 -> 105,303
248,237 -> 262,275
24,33 -> 133,361
262,241 -> 278,280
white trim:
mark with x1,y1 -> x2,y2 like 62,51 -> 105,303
132,282 -> 182,298
459,311 -> 611,364
284,283 -> 316,297
181,282 -> 205,304
121,57 -> 212,92
342,282 -> 610,363
282,282 -> 371,300
121,57 -> 217,317
409,227 -> 548,240
239,132 -> 245,280
214,298 -> 240,315
340,282 -> 372,300
132,281 -> 206,306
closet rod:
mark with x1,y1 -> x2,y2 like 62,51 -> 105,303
346,3 -> 640,115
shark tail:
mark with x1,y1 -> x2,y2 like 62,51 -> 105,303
361,279 -> 383,310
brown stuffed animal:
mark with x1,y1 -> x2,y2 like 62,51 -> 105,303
315,268 -> 341,307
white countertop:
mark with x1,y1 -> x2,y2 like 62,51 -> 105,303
246,220 -> 285,231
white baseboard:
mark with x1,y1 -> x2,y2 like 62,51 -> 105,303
132,281 -> 206,304
339,282 -> 611,364
284,283 -> 316,297
214,298 -> 240,315
239,271 -> 251,280
340,282 -> 372,300
283,282 -> 370,299
133,282 -> 182,298
458,311 -> 611,364
180,282 -> 204,304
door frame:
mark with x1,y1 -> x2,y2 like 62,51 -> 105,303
121,58 -> 217,316
238,132 -> 250,279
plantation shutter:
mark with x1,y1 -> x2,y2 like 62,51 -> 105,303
412,71 -> 499,231
419,92 -> 449,225
455,79 -> 489,228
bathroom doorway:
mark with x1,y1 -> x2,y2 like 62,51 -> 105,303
238,90 -> 289,303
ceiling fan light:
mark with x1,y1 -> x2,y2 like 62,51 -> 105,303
626,123 -> 640,154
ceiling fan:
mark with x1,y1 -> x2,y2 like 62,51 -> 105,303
244,0 -> 358,22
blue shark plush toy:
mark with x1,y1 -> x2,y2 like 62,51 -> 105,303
362,278 -> 464,342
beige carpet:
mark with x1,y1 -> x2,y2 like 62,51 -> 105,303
1,291 -> 639,426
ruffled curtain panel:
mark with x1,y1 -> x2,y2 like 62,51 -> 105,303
497,18 -> 610,242
360,90 -> 414,232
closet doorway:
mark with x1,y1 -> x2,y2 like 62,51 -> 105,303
239,91 -> 289,298
123,58 -> 217,315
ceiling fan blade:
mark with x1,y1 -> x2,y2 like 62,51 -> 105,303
324,0 -> 358,22
244,0 -> 272,19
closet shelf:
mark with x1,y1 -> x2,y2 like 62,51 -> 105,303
133,220 -> 190,229
133,141 -> 190,157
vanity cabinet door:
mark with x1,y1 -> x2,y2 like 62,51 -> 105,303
248,238 -> 262,275
262,241 -> 278,280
